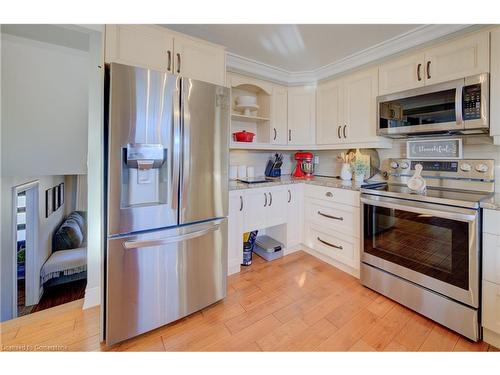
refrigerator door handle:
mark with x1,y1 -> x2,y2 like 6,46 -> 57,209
181,79 -> 191,210
171,77 -> 181,210
123,223 -> 221,250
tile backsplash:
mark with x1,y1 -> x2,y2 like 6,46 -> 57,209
230,136 -> 500,191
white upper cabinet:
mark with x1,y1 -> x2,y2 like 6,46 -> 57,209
271,86 -> 288,145
424,32 -> 489,85
172,34 -> 226,86
316,67 -> 379,144
316,78 -> 343,145
343,67 -> 378,142
287,85 -> 316,145
379,31 -> 489,96
378,52 -> 425,95
105,25 -> 174,72
105,25 -> 226,86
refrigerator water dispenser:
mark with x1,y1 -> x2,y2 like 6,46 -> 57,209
123,143 -> 167,207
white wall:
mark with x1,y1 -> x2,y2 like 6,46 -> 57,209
1,32 -> 89,177
0,175 -> 66,321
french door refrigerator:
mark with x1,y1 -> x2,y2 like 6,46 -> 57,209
104,63 -> 230,345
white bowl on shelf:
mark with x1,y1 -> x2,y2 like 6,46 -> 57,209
236,104 -> 259,116
236,95 -> 257,106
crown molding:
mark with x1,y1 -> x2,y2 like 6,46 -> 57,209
227,24 -> 481,86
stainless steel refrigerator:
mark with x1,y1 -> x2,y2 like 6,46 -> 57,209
104,63 -> 229,345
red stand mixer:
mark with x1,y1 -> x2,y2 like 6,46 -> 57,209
293,152 -> 314,178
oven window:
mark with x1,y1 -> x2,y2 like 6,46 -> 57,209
363,204 -> 469,290
379,89 -> 457,129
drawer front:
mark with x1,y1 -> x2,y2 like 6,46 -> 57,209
305,198 -> 360,238
482,280 -> 500,333
483,233 -> 500,284
304,184 -> 359,207
484,209 -> 500,236
304,222 -> 358,269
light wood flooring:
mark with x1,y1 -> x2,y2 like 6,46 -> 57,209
1,251 -> 498,352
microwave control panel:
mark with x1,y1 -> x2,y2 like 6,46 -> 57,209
463,84 -> 481,120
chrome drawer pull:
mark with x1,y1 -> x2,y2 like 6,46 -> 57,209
317,237 -> 343,250
325,192 -> 333,198
239,196 -> 243,211
318,211 -> 343,221
264,193 -> 268,207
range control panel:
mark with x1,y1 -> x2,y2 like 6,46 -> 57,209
388,158 -> 494,181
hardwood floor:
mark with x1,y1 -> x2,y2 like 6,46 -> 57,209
0,251 -> 497,352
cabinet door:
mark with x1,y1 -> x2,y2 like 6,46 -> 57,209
286,185 -> 303,247
287,86 -> 316,145
483,280 -> 500,334
491,27 -> 500,139
266,186 -> 287,227
228,192 -> 244,274
105,25 -> 174,72
243,188 -> 267,232
424,32 -> 489,85
173,34 -> 226,86
316,78 -> 344,145
378,52 -> 425,95
343,67 -> 378,142
271,86 -> 288,145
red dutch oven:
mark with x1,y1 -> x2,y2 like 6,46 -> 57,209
233,131 -> 255,142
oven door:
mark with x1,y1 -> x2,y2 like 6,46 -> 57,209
361,194 -> 479,308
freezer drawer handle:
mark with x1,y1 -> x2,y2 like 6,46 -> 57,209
123,224 -> 220,250
317,237 -> 343,250
318,211 -> 343,221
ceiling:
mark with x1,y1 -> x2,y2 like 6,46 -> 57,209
164,24 -> 424,72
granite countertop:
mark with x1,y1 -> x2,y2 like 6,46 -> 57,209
480,193 -> 500,211
229,175 -> 368,192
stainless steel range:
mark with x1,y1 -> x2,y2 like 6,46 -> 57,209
360,158 -> 495,341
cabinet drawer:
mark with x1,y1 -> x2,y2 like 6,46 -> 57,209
304,185 -> 359,207
304,223 -> 358,269
305,198 -> 360,238
484,209 -> 500,236
482,280 -> 500,333
483,233 -> 500,284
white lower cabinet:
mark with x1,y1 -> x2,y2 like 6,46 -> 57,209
286,184 -> 303,248
482,209 -> 500,348
228,191 -> 244,275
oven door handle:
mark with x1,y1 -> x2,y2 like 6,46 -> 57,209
360,196 -> 478,223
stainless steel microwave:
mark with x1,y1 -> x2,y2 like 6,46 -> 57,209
377,73 -> 489,137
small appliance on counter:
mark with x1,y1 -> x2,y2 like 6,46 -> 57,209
265,153 -> 283,177
253,235 -> 284,262
293,152 -> 314,178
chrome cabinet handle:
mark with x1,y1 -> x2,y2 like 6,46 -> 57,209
176,53 -> 181,74
124,224 -> 220,249
426,61 -> 431,79
317,237 -> 343,250
167,50 -> 172,72
325,191 -> 333,198
264,193 -> 268,207
269,192 -> 273,206
239,196 -> 243,211
417,63 -> 422,81
337,125 -> 341,139
273,128 -> 277,141
318,211 -> 343,221
343,124 -> 347,139
288,129 -> 292,142
288,189 -> 291,203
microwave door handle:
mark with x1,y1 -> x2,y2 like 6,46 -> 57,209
360,196 -> 477,223
455,82 -> 465,127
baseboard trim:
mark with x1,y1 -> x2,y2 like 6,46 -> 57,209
483,328 -> 500,348
83,286 -> 100,309
301,244 -> 360,279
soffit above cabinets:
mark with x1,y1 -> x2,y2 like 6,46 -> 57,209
163,24 -> 482,85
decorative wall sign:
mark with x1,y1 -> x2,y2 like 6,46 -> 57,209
406,138 -> 462,159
